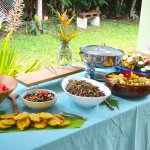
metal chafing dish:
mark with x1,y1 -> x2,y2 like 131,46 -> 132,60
79,45 -> 124,81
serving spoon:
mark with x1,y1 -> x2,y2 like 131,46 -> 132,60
104,100 -> 115,111
8,90 -> 19,114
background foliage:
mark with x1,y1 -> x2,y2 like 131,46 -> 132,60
22,0 -> 142,20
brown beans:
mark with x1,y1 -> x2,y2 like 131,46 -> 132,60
66,80 -> 105,97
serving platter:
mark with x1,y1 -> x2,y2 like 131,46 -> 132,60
15,66 -> 83,87
117,65 -> 150,76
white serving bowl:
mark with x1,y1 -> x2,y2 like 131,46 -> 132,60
61,76 -> 111,108
22,89 -> 57,109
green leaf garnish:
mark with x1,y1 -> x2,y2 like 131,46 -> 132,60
101,96 -> 119,109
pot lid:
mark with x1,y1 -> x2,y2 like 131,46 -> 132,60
80,45 -> 124,56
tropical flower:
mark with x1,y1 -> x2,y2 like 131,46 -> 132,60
123,71 -> 139,79
123,71 -> 131,78
138,61 -> 144,65
57,11 -> 75,29
130,72 -> 139,79
127,56 -> 134,62
145,66 -> 150,70
141,68 -> 146,72
56,11 -> 78,43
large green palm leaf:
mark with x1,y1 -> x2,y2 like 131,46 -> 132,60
0,34 -> 40,77
0,34 -> 21,76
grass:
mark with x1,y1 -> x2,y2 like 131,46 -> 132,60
8,19 -> 139,68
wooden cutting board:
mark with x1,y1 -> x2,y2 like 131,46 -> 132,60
15,66 -> 83,87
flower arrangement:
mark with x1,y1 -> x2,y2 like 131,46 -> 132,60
57,11 -> 78,42
121,52 -> 150,72
56,11 -> 78,66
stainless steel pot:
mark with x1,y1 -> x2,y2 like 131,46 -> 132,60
80,45 -> 124,68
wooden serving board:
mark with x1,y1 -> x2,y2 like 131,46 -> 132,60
15,66 -> 83,87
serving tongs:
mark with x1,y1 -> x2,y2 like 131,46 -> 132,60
59,111 -> 86,120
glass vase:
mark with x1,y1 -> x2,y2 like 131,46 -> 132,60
56,42 -> 72,67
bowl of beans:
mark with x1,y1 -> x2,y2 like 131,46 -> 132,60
61,76 -> 111,108
22,89 -> 57,109
104,72 -> 150,98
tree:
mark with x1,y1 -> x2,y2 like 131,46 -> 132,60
36,0 -> 43,22
130,0 -> 137,17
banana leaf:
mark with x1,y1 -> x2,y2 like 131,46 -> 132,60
0,117 -> 85,133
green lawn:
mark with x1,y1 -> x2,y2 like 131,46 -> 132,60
10,19 -> 139,68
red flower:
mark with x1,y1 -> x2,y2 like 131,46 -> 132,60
133,57 -> 137,62
38,25 -> 43,31
123,71 -> 131,78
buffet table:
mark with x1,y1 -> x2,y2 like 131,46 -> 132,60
0,72 -> 150,150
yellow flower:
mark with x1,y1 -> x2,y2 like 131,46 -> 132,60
127,52 -> 132,57
56,11 -> 75,28
57,11 -> 67,24
68,30 -> 79,40
130,72 -> 139,79
62,15 -> 75,28
60,27 -> 68,42
56,10 -> 78,42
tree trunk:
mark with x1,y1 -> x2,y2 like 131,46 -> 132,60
28,0 -> 34,20
130,0 -> 137,17
36,0 -> 43,22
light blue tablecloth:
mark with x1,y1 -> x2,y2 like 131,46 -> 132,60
0,73 -> 150,150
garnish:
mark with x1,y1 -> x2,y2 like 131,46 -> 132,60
101,96 -> 119,109
123,71 -> 131,78
123,71 -> 139,79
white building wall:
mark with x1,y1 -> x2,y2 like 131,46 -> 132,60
137,0 -> 150,55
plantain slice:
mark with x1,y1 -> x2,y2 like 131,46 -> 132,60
34,121 -> 47,129
39,112 -> 53,120
0,120 -> 12,129
1,119 -> 16,125
55,114 -> 65,121
29,113 -> 41,122
0,114 -> 16,119
48,116 -> 62,126
17,117 -> 30,131
59,120 -> 70,127
14,112 -> 29,121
